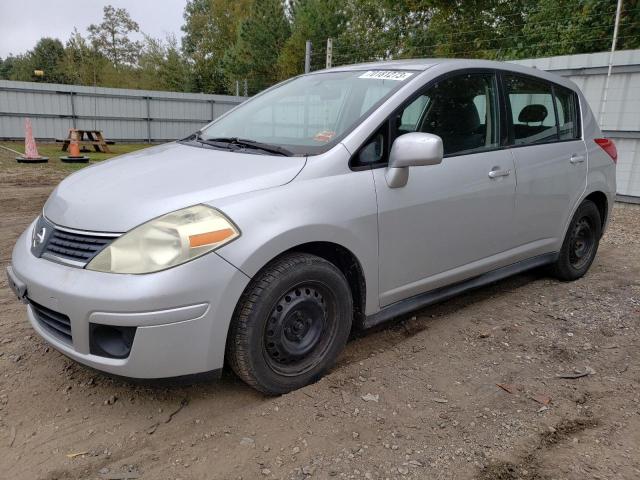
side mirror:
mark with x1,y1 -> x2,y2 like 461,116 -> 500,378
386,132 -> 443,188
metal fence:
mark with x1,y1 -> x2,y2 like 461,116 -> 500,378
511,49 -> 640,200
0,80 -> 247,142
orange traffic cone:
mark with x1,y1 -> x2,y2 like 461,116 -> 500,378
60,129 -> 89,163
16,118 -> 49,163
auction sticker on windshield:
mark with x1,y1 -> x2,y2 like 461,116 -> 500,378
359,71 -> 414,81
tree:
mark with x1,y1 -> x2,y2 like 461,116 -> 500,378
223,0 -> 291,94
182,0 -> 252,92
29,37 -> 67,82
139,34 -> 192,91
336,0 -> 434,64
0,56 -> 15,79
513,0 -> 640,59
410,0 -> 534,59
88,5 -> 142,68
60,29 -> 110,86
277,0 -> 348,77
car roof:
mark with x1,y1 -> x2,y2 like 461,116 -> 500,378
325,58 -> 443,72
320,58 -> 579,91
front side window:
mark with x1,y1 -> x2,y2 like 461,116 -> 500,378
395,73 -> 499,156
505,75 -> 558,145
199,70 -> 416,155
554,85 -> 580,140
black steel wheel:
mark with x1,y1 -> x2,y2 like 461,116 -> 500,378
263,283 -> 338,376
551,200 -> 602,281
568,217 -> 596,270
227,253 -> 353,395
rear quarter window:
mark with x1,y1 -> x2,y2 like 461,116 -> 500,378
554,86 -> 581,140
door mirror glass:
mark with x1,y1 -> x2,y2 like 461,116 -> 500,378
389,132 -> 443,168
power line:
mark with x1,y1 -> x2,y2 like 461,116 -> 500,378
314,5 -> 640,59
328,14 -> 640,58
327,33 -> 640,67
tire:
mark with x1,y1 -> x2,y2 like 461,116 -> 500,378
550,200 -> 602,281
226,253 -> 353,395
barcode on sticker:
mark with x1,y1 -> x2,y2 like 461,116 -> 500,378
358,71 -> 414,81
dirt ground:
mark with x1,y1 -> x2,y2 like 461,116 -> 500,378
1,153 -> 639,480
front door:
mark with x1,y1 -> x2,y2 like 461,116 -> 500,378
373,72 -> 517,307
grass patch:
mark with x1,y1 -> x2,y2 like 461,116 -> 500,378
0,141 -> 155,172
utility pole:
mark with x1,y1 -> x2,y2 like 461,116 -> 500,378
599,0 -> 623,126
305,40 -> 312,73
243,79 -> 248,97
326,38 -> 333,69
235,80 -> 239,97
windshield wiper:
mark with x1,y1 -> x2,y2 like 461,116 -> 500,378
203,137 -> 293,156
183,132 -> 238,150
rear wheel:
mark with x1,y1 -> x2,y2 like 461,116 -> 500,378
227,253 -> 353,395
550,200 -> 602,281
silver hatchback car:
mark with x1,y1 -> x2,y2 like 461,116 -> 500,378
7,59 -> 616,394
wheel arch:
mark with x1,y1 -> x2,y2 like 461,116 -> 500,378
584,190 -> 608,230
281,242 -> 367,327
228,240 -> 368,329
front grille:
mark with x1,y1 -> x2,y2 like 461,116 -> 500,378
43,228 -> 116,265
29,299 -> 72,343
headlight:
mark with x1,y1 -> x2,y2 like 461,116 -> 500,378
86,205 -> 239,274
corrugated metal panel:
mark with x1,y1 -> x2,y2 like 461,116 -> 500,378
512,49 -> 640,70
0,79 -> 246,141
615,138 -> 640,197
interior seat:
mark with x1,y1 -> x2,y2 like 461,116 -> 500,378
424,98 -> 484,155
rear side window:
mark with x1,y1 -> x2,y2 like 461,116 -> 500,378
505,75 -> 557,145
554,86 -> 580,140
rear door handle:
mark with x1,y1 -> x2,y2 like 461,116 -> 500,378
488,167 -> 511,179
570,154 -> 585,164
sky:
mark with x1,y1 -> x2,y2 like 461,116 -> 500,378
0,0 -> 189,58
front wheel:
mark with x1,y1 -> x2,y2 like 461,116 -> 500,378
550,200 -> 602,281
226,253 -> 353,395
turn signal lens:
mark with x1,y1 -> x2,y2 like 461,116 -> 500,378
189,228 -> 235,248
87,205 -> 239,274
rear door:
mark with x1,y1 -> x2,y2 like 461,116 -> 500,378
504,74 -> 587,254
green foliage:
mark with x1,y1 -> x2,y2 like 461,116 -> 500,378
30,38 -> 68,82
0,38 -> 68,83
139,35 -> 191,92
1,54 -> 32,81
512,0 -> 640,59
335,0 -> 434,63
277,0 -> 348,77
223,0 -> 291,94
88,5 -> 143,68
181,0 -> 252,92
4,0 -> 640,93
59,29 -> 109,86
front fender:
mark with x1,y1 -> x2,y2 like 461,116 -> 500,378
212,170 -> 380,315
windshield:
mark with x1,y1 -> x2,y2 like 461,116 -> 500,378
199,70 -> 416,155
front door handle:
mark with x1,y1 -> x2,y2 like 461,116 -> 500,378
488,167 -> 512,179
570,154 -> 585,164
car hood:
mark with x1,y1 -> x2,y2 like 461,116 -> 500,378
44,142 -> 306,232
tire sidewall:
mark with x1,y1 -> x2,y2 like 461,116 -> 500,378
556,200 -> 602,280
238,256 -> 352,394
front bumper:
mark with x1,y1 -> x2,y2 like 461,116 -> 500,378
10,223 -> 250,378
